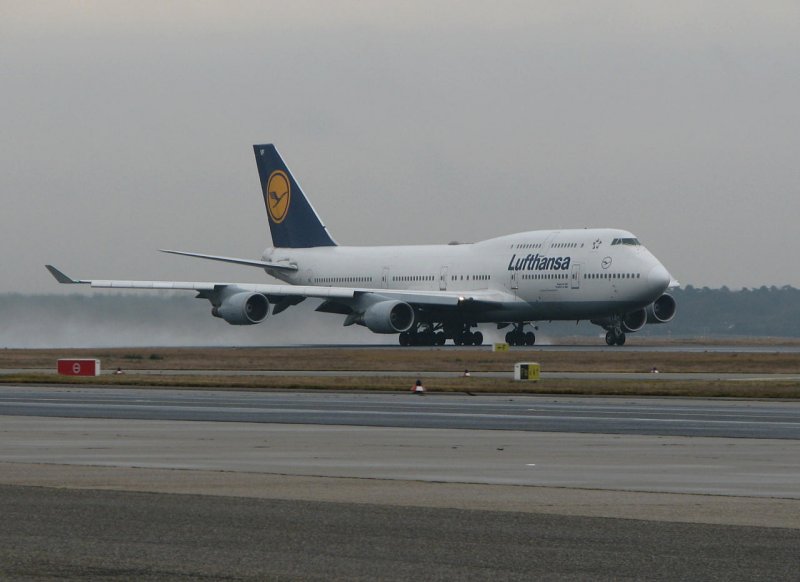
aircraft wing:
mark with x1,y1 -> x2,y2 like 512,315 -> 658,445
45,265 -> 515,308
46,265 -> 354,300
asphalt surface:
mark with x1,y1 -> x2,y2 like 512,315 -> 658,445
1,485 -> 798,581
3,382 -> 800,579
1,386 -> 799,438
3,416 -> 799,501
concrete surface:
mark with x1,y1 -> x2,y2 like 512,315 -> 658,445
1,416 -> 799,528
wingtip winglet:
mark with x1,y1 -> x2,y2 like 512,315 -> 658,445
45,265 -> 78,284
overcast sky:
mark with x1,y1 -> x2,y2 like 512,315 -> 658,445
2,1 -> 799,294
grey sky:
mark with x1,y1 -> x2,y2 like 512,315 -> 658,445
2,1 -> 799,294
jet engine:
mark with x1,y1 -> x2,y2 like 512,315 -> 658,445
362,300 -> 415,333
646,293 -> 677,324
621,308 -> 647,333
212,292 -> 269,325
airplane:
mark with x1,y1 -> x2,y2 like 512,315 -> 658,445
47,143 -> 678,347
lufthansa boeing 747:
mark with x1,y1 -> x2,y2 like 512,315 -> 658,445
47,144 -> 678,346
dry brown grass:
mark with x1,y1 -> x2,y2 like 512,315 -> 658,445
3,346 -> 800,398
1,346 -> 799,374
2,372 -> 799,398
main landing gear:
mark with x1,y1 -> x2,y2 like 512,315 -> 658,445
446,323 -> 483,346
398,328 -> 445,346
452,328 -> 483,346
605,329 -> 626,346
505,323 -> 535,346
398,324 -> 483,346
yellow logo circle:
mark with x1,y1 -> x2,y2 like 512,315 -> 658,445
266,170 -> 291,223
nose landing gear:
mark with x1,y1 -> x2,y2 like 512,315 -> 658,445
605,329 -> 626,346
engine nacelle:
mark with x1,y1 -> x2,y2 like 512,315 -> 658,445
646,293 -> 677,324
362,300 -> 415,333
622,308 -> 647,333
212,292 -> 269,325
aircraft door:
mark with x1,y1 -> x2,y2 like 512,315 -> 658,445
439,266 -> 448,291
381,267 -> 390,289
509,270 -> 519,291
571,264 -> 581,289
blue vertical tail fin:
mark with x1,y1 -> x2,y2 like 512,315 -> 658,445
253,144 -> 337,248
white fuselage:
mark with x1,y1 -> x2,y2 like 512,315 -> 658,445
262,228 -> 672,323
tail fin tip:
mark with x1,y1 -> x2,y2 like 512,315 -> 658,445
253,144 -> 337,248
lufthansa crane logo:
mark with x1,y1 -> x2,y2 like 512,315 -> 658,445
266,170 -> 291,223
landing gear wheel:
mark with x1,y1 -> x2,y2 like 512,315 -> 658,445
453,326 -> 481,347
605,330 -> 626,346
505,323 -> 533,346
435,332 -> 446,346
605,331 -> 615,346
399,332 -> 410,346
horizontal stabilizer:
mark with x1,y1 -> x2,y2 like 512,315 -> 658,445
160,249 -> 298,271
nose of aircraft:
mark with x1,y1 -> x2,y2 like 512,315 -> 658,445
647,264 -> 671,293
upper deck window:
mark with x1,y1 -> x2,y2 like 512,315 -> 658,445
611,238 -> 641,246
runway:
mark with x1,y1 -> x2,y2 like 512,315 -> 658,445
2,384 -> 799,579
1,386 -> 799,438
205,343 -> 800,353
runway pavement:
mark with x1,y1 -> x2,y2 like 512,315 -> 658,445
175,343 -> 800,353
2,414 -> 800,502
1,386 -> 799,438
2,384 -> 799,579
1,388 -> 799,505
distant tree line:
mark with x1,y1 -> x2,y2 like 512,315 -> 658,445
642,285 -> 800,338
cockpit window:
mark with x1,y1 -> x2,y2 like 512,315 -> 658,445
611,238 -> 641,246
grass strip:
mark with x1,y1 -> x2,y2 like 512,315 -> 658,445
3,373 -> 800,398
4,347 -> 800,374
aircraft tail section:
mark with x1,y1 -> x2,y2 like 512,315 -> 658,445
253,144 -> 337,248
